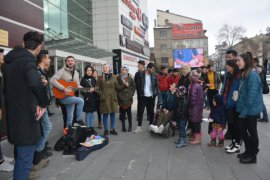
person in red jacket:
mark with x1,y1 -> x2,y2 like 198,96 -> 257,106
168,68 -> 180,85
157,66 -> 170,109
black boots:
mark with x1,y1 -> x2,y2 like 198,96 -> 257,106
239,155 -> 257,164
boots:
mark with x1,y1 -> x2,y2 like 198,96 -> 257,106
98,120 -> 103,129
190,133 -> 201,145
176,138 -> 186,148
207,139 -> 216,147
216,139 -> 224,147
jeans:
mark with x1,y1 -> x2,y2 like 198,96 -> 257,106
262,102 -> 269,122
36,110 -> 52,152
157,91 -> 168,109
177,119 -> 186,139
103,113 -> 116,130
239,115 -> 259,155
14,145 -> 36,180
137,96 -> 156,126
85,112 -> 95,127
60,96 -> 84,127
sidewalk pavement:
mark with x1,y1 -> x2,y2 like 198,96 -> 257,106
1,95 -> 270,180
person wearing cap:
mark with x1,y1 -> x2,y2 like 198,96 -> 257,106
4,31 -> 50,179
116,66 -> 135,132
0,48 -> 14,172
134,60 -> 145,120
134,62 -> 159,133
188,70 -> 204,145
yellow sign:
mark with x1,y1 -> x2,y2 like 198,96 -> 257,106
0,29 -> 9,46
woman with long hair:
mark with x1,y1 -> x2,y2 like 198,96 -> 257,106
236,53 -> 263,164
223,59 -> 241,153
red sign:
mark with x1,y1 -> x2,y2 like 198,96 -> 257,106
122,0 -> 142,22
172,23 -> 204,39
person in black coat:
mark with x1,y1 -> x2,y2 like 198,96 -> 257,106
80,66 -> 98,133
4,32 -> 49,179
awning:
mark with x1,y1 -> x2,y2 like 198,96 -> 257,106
45,38 -> 115,59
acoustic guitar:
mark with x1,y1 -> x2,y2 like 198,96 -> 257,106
53,79 -> 89,99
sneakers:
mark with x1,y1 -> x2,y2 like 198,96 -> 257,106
104,130 -> 109,136
158,125 -> 164,134
3,156 -> 14,163
134,126 -> 142,133
226,143 -> 240,154
149,125 -> 158,133
225,142 -> 234,151
0,160 -> 14,172
207,139 -> 216,147
74,120 -> 85,126
176,138 -> 186,148
32,159 -> 49,171
110,129 -> 118,135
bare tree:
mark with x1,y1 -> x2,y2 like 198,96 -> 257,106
217,24 -> 246,48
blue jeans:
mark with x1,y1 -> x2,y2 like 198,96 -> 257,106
177,119 -> 186,139
14,145 -> 36,180
36,110 -> 52,152
262,102 -> 269,122
103,113 -> 116,130
85,112 -> 95,127
157,91 -> 168,109
60,96 -> 84,127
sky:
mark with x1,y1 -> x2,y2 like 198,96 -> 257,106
147,0 -> 270,55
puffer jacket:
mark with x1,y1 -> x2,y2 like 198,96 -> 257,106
236,70 -> 263,117
188,81 -> 204,123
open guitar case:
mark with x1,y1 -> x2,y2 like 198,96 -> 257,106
57,125 -> 109,161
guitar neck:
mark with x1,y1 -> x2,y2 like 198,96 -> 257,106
70,87 -> 90,92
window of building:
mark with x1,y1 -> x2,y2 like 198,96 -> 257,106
160,30 -> 167,38
161,57 -> 169,66
160,44 -> 167,50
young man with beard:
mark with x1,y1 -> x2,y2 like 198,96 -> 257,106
134,63 -> 159,133
50,56 -> 84,128
4,31 -> 50,179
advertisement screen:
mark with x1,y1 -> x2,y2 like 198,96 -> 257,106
173,48 -> 204,68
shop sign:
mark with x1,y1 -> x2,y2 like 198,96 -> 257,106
134,26 -> 145,38
123,27 -> 131,38
0,29 -> 9,46
121,15 -> 133,30
125,38 -> 143,54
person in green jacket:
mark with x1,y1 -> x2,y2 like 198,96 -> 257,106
116,66 -> 135,132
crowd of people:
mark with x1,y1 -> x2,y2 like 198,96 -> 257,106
0,31 -> 269,179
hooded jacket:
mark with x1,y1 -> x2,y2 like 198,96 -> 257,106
4,48 -> 49,145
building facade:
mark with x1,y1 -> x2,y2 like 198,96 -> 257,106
92,0 -> 150,75
154,10 -> 208,68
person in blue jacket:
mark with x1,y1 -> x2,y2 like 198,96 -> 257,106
236,53 -> 263,164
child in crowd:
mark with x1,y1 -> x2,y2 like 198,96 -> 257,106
188,70 -> 204,145
174,86 -> 188,148
207,94 -> 226,147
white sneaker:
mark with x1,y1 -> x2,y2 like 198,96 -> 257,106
226,144 -> 240,154
0,161 -> 14,172
134,126 -> 142,133
158,125 -> 164,134
3,156 -> 14,163
225,142 -> 234,151
151,125 -> 159,133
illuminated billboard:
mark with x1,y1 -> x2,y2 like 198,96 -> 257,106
173,48 -> 204,68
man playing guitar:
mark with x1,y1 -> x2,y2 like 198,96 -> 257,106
50,56 -> 84,127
